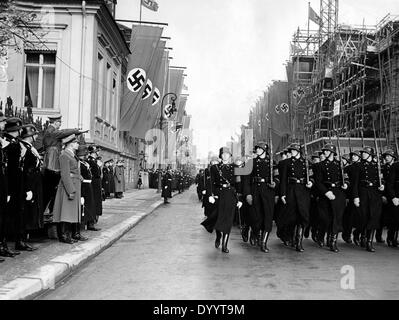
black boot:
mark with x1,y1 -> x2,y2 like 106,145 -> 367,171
257,230 -> 263,247
0,256 -> 4,263
353,229 -> 360,246
393,231 -> 399,248
241,226 -> 249,243
260,231 -> 270,253
59,223 -> 74,244
326,231 -> 332,247
317,231 -> 325,248
0,241 -> 17,257
329,233 -> 339,253
375,228 -> 384,243
221,233 -> 230,253
1,241 -> 20,256
215,230 -> 222,248
72,223 -> 88,241
311,228 -> 318,243
290,225 -> 296,248
15,239 -> 35,251
387,228 -> 395,247
360,231 -> 366,248
295,225 -> 304,252
366,230 -> 376,252
304,226 -> 310,239
249,228 -> 257,246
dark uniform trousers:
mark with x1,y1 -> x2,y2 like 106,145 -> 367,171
249,183 -> 275,233
314,159 -> 347,238
352,160 -> 382,232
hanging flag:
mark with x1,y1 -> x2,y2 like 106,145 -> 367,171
141,0 -> 159,12
309,5 -> 321,25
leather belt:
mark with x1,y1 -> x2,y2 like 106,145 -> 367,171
360,180 -> 377,187
324,181 -> 341,188
289,177 -> 306,184
252,177 -> 267,183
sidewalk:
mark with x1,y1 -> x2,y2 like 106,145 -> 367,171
0,188 -> 180,300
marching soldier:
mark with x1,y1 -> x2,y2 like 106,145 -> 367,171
314,144 -> 348,252
276,148 -> 291,245
20,125 -> 43,245
196,169 -> 205,201
382,149 -> 398,247
161,168 -> 173,204
243,141 -> 276,253
351,146 -> 384,252
208,147 -> 242,253
200,156 -> 219,222
342,150 -> 361,244
304,151 -> 321,243
279,143 -> 313,252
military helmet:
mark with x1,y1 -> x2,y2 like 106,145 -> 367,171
349,150 -> 361,158
5,117 -> 22,133
210,156 -> 219,163
219,147 -> 232,159
20,124 -> 38,139
287,143 -> 301,153
360,146 -> 374,156
382,149 -> 396,159
321,143 -> 337,154
254,141 -> 268,152
342,154 -> 350,162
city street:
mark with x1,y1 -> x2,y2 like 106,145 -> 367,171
39,187 -> 399,300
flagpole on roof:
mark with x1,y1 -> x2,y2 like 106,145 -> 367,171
139,0 -> 142,23
307,2 -> 310,55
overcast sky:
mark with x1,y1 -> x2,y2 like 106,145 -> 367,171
116,0 -> 399,159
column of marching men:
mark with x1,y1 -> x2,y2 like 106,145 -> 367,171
199,141 -> 399,254
0,113 -> 128,263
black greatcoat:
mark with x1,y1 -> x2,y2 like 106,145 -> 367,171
211,163 -> 237,234
102,167 -> 111,195
381,162 -> 393,228
21,141 -> 44,231
385,161 -> 399,228
4,134 -> 24,238
161,172 -> 172,199
0,143 -> 8,240
314,158 -> 346,234
279,156 -> 311,228
87,156 -> 102,217
351,159 -> 382,230
243,156 -> 275,233
80,161 -> 96,224
200,167 -> 220,233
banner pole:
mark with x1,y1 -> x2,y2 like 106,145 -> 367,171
139,0 -> 142,23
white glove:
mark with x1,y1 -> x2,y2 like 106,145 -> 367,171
26,191 -> 33,201
281,195 -> 287,205
201,190 -> 206,195
274,196 -> 279,204
306,181 -> 313,189
392,197 -> 399,207
325,191 -> 336,201
165,186 -> 168,189
81,197 -> 85,205
237,201 -> 243,209
209,196 -> 215,204
382,196 -> 388,204
354,197 -> 360,207
7,195 -> 10,203
342,183 -> 348,190
246,194 -> 253,205
378,185 -> 385,192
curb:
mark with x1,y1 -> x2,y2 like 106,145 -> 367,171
0,192 -> 178,300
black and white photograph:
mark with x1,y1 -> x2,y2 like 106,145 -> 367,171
0,0 -> 399,307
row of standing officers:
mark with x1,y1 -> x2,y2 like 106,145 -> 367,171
199,141 -> 398,254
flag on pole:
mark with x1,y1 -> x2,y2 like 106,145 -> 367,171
308,5 -> 321,25
141,0 -> 159,12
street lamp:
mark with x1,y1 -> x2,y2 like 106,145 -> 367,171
157,92 -> 177,193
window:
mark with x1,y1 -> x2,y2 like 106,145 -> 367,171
24,51 -> 56,109
110,75 -> 117,124
97,53 -> 104,116
104,63 -> 111,119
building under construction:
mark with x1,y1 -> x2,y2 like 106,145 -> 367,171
246,1 -> 399,157
287,1 -> 399,155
